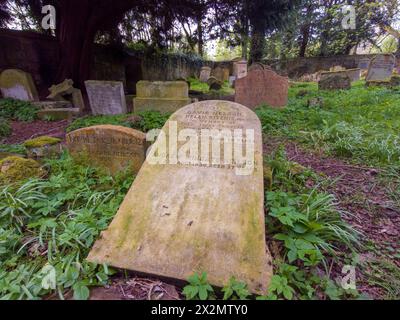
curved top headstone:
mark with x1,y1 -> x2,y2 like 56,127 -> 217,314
0,69 -> 39,101
87,100 -> 272,294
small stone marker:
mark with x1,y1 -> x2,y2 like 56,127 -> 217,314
0,69 -> 39,101
233,59 -> 248,79
207,76 -> 223,91
366,54 -> 396,81
66,125 -> 147,175
211,66 -> 230,82
318,73 -> 351,90
235,67 -> 288,109
134,81 -> 192,113
199,66 -> 212,83
320,68 -> 361,83
85,80 -> 127,115
87,100 -> 273,294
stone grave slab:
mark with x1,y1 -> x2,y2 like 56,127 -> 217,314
366,54 -> 396,81
0,69 -> 39,101
85,80 -> 127,115
211,66 -> 230,82
66,125 -> 147,175
87,100 -> 273,294
235,68 -> 288,109
134,81 -> 192,114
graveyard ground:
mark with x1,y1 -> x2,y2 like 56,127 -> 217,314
0,80 -> 399,300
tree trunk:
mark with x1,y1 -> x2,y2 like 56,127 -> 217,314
197,15 -> 204,57
55,0 -> 93,87
249,21 -> 266,64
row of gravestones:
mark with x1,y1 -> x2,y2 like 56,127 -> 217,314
0,65 -> 290,115
318,54 -> 398,90
200,58 -> 248,85
66,99 -> 272,295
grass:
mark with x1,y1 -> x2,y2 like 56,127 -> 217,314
189,77 -> 235,96
256,81 -> 400,167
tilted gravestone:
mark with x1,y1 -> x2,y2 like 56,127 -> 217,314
318,73 -> 351,90
85,80 -> 127,115
134,81 -> 192,114
235,67 -> 288,109
66,125 -> 147,175
366,54 -> 396,81
47,79 -> 85,112
199,66 -> 212,83
87,100 -> 273,294
0,69 -> 39,101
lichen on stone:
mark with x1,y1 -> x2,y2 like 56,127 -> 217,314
23,136 -> 61,148
0,156 -> 44,184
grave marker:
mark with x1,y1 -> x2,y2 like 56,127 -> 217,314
366,54 -> 396,81
87,100 -> 273,294
66,125 -> 147,175
235,68 -> 288,109
134,81 -> 192,113
199,66 -> 212,83
85,80 -> 127,115
0,69 -> 39,101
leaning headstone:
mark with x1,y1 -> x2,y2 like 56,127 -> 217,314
211,66 -> 230,82
47,79 -> 85,112
235,68 -> 289,109
0,69 -> 39,101
318,73 -> 351,90
207,76 -> 223,91
66,125 -> 147,175
85,80 -> 127,115
199,66 -> 212,83
345,68 -> 361,82
134,81 -> 192,113
87,100 -> 273,294
320,69 -> 361,83
233,59 -> 248,79
366,54 -> 396,81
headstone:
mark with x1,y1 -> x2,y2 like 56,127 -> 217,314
318,73 -> 351,90
66,125 -> 147,175
0,69 -> 39,101
320,69 -> 361,83
235,68 -> 289,109
199,66 -> 212,83
233,59 -> 248,79
87,100 -> 273,294
248,63 -> 269,72
211,66 -> 230,82
358,58 -> 371,70
85,80 -> 127,115
134,81 -> 192,114
47,79 -> 85,112
366,54 -> 396,81
229,76 -> 236,87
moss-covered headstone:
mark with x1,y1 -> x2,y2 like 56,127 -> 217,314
66,125 -> 147,175
0,69 -> 39,101
87,100 -> 272,294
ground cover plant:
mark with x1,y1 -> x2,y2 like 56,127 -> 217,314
0,81 -> 399,300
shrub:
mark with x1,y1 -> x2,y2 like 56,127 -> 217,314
0,118 -> 12,138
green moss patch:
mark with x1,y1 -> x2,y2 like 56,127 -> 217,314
23,136 -> 61,148
0,156 -> 44,184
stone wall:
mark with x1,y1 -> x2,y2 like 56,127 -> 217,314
264,54 -> 384,78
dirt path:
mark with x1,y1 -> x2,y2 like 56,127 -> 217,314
264,138 -> 400,298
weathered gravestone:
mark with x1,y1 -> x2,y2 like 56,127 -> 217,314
134,81 -> 192,114
233,59 -> 248,79
85,81 -> 127,115
66,125 -> 147,175
211,66 -> 230,82
235,67 -> 288,109
318,73 -> 351,90
47,79 -> 85,111
366,54 -> 396,81
199,66 -> 212,83
319,68 -> 360,83
87,100 -> 273,294
0,69 -> 39,101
